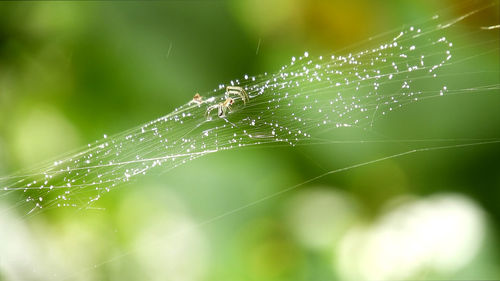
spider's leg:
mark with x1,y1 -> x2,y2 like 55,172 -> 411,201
226,87 -> 248,104
218,105 -> 226,117
241,89 -> 249,103
205,105 -> 217,119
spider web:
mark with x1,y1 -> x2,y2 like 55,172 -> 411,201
0,0 -> 499,216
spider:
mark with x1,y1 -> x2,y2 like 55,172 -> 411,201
205,86 -> 249,119
206,97 -> 234,118
190,93 -> 203,105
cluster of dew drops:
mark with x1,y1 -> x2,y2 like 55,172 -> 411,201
5,24 -> 453,214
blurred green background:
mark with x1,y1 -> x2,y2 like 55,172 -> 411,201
0,1 -> 499,280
